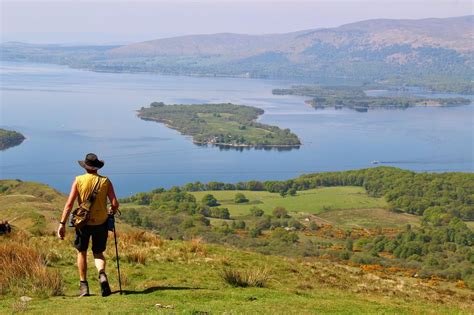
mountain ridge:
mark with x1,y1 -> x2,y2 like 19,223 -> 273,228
108,15 -> 474,57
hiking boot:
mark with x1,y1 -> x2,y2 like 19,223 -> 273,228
99,271 -> 111,297
79,281 -> 90,297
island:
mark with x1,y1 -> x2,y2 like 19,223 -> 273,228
0,128 -> 25,150
273,86 -> 471,112
137,102 -> 301,148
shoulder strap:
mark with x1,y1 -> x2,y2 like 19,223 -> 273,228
79,176 -> 103,209
88,176 -> 103,203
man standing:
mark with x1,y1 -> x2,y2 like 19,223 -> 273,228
57,153 -> 119,297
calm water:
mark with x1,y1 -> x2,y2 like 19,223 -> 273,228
1,62 -> 473,196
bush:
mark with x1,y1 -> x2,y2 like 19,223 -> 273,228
288,218 -> 303,230
250,207 -> 264,217
234,193 -> 249,203
273,207 -> 288,218
209,207 -> 230,219
339,250 -> 352,260
350,253 -> 379,265
309,221 -> 318,231
232,220 -> 246,229
201,194 -> 219,207
271,227 -> 299,243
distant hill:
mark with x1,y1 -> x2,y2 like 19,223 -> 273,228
1,16 -> 473,92
109,16 -> 473,57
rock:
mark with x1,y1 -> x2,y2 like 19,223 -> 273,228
155,303 -> 174,309
20,296 -> 32,302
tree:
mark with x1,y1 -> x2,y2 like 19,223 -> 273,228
288,188 -> 297,196
234,193 -> 249,204
202,194 -> 219,207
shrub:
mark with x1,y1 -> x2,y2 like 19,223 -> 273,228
0,242 -> 63,296
234,193 -> 249,203
339,250 -> 352,260
288,218 -> 303,230
221,266 -> 272,287
288,188 -> 297,196
209,207 -> 230,219
250,207 -> 264,217
232,220 -> 246,229
202,194 -> 219,206
309,221 -> 318,231
273,207 -> 288,218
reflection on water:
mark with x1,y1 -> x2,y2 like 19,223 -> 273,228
196,143 -> 300,152
0,61 -> 473,196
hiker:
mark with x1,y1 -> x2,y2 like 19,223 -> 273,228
57,153 -> 119,297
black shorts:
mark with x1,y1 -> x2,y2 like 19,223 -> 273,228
74,222 -> 108,253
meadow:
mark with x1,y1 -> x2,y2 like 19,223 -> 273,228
190,187 -> 386,216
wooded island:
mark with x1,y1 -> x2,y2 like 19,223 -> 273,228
0,128 -> 25,150
137,102 -> 301,147
273,86 -> 471,111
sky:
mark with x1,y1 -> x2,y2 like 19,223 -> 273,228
1,0 -> 472,44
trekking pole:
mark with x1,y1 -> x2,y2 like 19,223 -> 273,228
109,212 -> 123,295
113,224 -> 123,295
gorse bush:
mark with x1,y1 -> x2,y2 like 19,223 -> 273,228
221,266 -> 272,288
0,242 -> 63,297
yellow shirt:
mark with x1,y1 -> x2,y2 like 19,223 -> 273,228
76,173 -> 110,226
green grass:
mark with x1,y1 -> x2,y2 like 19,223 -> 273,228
1,234 -> 472,314
190,187 -> 387,216
318,208 -> 421,229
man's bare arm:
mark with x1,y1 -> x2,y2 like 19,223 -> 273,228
107,180 -> 120,213
57,179 -> 78,239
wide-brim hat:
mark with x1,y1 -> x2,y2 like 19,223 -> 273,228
78,153 -> 104,171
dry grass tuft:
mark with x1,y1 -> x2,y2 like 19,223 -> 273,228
189,237 -> 206,254
221,266 -> 272,288
124,248 -> 148,265
119,231 -> 163,248
0,242 -> 63,297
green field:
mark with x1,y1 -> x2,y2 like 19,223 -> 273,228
318,208 -> 421,229
190,187 -> 387,216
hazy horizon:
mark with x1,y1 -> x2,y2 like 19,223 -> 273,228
1,0 -> 472,45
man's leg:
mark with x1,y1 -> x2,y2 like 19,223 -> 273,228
77,251 -> 90,296
93,252 -> 106,273
77,251 -> 88,281
92,223 -> 111,297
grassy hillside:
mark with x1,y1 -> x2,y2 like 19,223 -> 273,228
190,187 -> 387,217
3,232 -> 473,314
1,180 -> 473,314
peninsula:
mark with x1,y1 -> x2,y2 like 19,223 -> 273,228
137,102 -> 301,147
273,86 -> 471,111
0,128 -> 25,150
